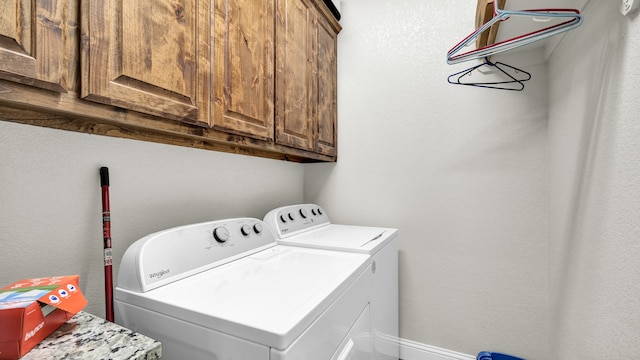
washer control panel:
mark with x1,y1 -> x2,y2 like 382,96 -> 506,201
118,218 -> 274,292
264,204 -> 331,238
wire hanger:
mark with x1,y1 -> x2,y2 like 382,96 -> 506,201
447,57 -> 531,91
447,2 -> 583,64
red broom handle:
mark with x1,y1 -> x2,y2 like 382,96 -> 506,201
100,167 -> 114,322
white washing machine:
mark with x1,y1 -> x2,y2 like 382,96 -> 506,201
264,204 -> 399,360
115,218 -> 374,360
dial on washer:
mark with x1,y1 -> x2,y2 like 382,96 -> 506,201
213,227 -> 230,243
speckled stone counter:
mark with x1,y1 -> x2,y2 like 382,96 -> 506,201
21,311 -> 162,359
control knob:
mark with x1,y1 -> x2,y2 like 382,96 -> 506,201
253,223 -> 263,234
213,227 -> 230,243
299,208 -> 308,219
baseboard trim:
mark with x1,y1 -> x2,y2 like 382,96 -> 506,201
399,338 -> 475,360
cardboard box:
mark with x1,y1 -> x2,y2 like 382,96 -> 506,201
0,276 -> 87,359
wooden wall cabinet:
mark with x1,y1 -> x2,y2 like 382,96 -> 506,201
0,0 -> 70,93
314,12 -> 339,156
0,0 -> 340,162
214,0 -> 340,156
212,0 -> 276,140
81,0 -> 211,126
275,0 -> 338,156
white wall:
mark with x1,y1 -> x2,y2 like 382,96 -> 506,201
0,121 -> 303,316
305,0 -> 550,358
548,2 -> 640,359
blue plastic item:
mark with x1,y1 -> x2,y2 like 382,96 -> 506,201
476,351 -> 525,360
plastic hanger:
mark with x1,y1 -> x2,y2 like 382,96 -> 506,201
447,2 -> 583,64
447,57 -> 531,91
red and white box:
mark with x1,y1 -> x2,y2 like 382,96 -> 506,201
0,275 -> 88,359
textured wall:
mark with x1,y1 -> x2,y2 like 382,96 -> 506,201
0,121 -> 303,316
548,2 -> 640,359
305,0 -> 550,358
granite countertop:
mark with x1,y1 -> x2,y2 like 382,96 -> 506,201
22,311 -> 162,360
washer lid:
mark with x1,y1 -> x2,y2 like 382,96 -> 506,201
278,224 -> 398,254
115,245 -> 368,350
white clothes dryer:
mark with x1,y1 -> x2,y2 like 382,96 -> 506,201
115,218 -> 373,360
264,204 -> 399,360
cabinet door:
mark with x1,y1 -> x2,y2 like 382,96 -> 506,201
0,0 -> 68,92
81,0 -> 210,125
275,0 -> 315,151
315,14 -> 338,156
212,0 -> 275,140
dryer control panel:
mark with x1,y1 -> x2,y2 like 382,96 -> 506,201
117,218 -> 276,293
263,204 -> 331,238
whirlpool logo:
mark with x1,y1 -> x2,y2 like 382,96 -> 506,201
148,269 -> 170,280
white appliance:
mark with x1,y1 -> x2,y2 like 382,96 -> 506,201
115,218 -> 374,360
264,204 -> 399,360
